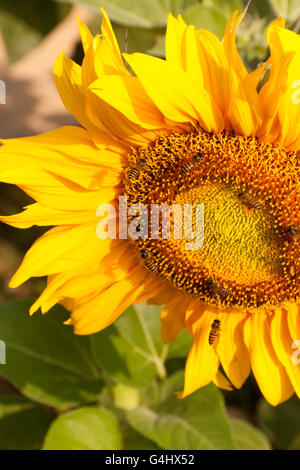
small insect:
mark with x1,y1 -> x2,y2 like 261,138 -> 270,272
144,258 -> 157,273
283,225 -> 300,243
141,250 -> 157,272
137,158 -> 147,167
286,263 -> 296,281
238,192 -> 261,212
208,319 -> 221,346
127,167 -> 140,179
181,152 -> 204,174
181,160 -> 194,174
140,248 -> 148,259
193,152 -> 204,164
208,279 -> 229,300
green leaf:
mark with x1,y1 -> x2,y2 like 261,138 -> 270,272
182,0 -> 245,39
257,396 -> 300,449
126,371 -> 235,450
268,0 -> 300,24
182,3 -> 227,38
0,0 -> 70,62
163,0 -> 198,16
167,329 -> 193,359
206,0 -> 244,16
0,300 -> 102,409
0,395 -> 52,450
60,0 -> 167,28
230,418 -> 271,450
112,383 -> 140,410
43,406 -> 122,450
146,37 -> 166,58
58,0 -> 198,29
91,303 -> 168,388
112,24 -> 160,55
122,424 -> 160,450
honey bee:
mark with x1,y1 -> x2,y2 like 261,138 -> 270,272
283,225 -> 300,243
208,279 -> 229,300
193,152 -> 204,164
137,158 -> 147,167
286,263 -> 296,281
140,249 -> 157,272
144,258 -> 157,273
208,319 -> 221,345
238,192 -> 261,212
140,249 -> 148,259
127,167 -> 140,179
180,152 -> 204,174
181,161 -> 194,174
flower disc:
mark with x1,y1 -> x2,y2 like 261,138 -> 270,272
123,128 -> 300,310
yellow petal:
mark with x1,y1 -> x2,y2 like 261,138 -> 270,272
0,130 -> 120,210
0,160 -> 119,192
0,127 -> 124,206
182,305 -> 220,397
124,52 -> 224,132
196,29 -> 230,123
286,302 -> 300,340
166,13 -> 229,125
1,203 -> 95,228
72,266 -> 160,335
243,314 -> 251,350
160,294 -> 191,343
258,19 -> 296,143
249,310 -> 293,405
53,52 -> 121,147
82,40 -> 161,146
99,8 -> 124,71
0,169 -> 117,212
224,12 -> 262,135
30,241 -> 134,314
1,125 -> 124,163
78,18 -> 94,53
90,75 -> 166,130
216,312 -> 250,389
271,307 -> 300,398
165,13 -> 187,70
264,20 -> 300,148
79,14 -> 153,146
213,370 -> 233,391
249,57 -> 272,90
9,224 -> 115,287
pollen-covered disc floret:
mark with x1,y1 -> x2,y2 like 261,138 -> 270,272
123,129 -> 300,310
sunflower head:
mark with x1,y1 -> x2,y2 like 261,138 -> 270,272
1,8 -> 300,407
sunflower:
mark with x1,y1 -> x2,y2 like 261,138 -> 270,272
1,8 -> 300,406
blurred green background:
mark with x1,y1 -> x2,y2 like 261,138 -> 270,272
0,0 -> 299,450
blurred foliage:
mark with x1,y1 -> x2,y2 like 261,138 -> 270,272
0,301 -> 103,409
0,0 -> 300,451
230,418 -> 271,450
55,0 -> 300,70
258,396 -> 300,449
43,406 -> 123,450
0,0 -> 71,63
0,395 -> 52,450
0,300 -> 275,449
